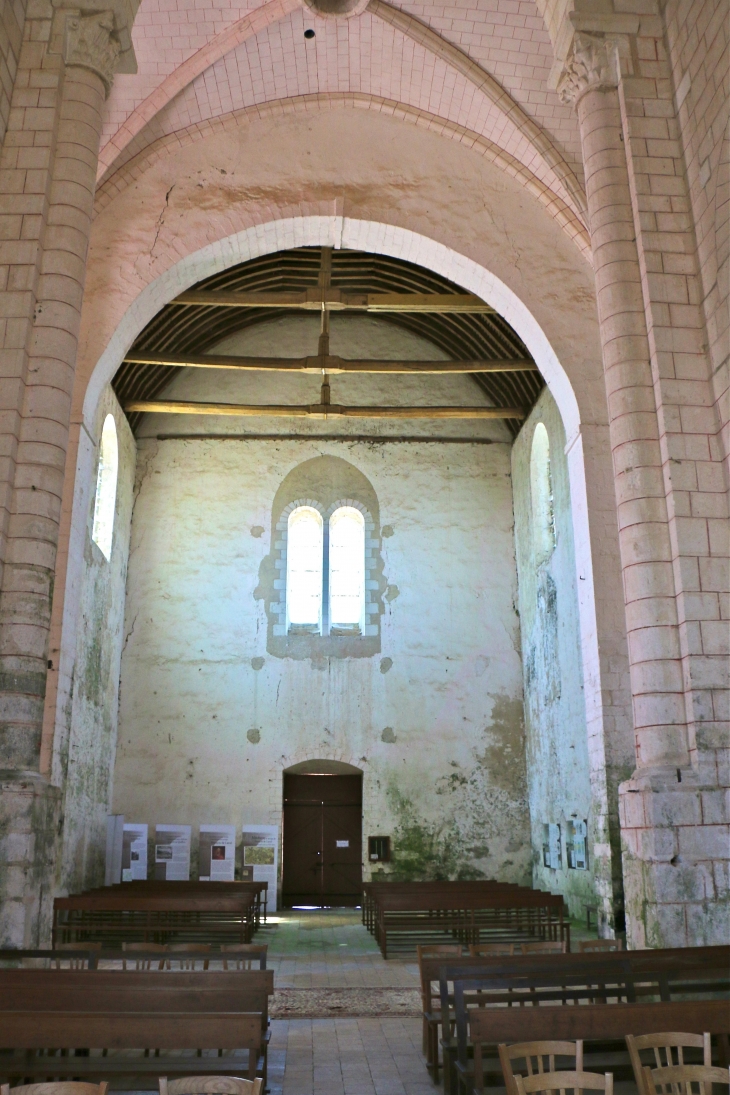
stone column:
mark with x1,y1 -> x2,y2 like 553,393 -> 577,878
0,4 -> 122,946
559,22 -> 728,947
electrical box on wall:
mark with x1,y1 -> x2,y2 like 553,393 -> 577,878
566,819 -> 588,870
542,823 -> 561,870
369,836 -> 391,863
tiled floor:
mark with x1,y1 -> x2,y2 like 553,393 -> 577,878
261,910 -> 427,1095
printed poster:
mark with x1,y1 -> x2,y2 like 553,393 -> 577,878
154,823 -> 191,880
199,824 -> 236,881
242,824 -> 278,912
122,823 -> 148,881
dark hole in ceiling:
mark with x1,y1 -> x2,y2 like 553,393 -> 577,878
113,246 -> 544,436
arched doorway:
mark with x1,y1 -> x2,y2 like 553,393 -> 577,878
282,760 -> 363,907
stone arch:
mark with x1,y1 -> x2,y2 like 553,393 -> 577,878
46,214 -> 619,824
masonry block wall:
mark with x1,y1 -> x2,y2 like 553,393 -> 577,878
0,0 -> 725,947
111,317 -> 533,887
513,388 -> 632,934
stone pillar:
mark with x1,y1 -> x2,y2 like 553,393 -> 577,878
0,3 -> 123,946
559,19 -> 729,947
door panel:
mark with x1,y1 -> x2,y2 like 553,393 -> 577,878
282,804 -> 323,898
282,773 -> 362,906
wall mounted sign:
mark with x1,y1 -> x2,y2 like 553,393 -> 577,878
122,823 -> 148,880
242,824 -> 278,911
199,824 -> 236,880
155,823 -> 191,880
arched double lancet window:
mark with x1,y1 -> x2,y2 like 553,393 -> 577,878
329,506 -> 365,632
530,422 -> 556,565
286,506 -> 324,632
284,501 -> 367,636
91,413 -> 119,560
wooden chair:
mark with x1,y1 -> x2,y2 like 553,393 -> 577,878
52,943 -> 102,969
122,942 -> 167,970
520,941 -> 567,954
499,1042 -> 584,1095
627,1033 -> 711,1095
515,1070 -> 613,1095
470,943 -> 515,956
220,944 -> 261,971
159,1079 -> 262,1095
643,1065 -> 729,1095
165,943 -> 211,970
577,939 -> 623,953
2,1086 -> 108,1095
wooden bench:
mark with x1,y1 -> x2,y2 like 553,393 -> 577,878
0,946 -> 268,970
0,1012 -> 262,1083
82,882 -> 269,927
439,947 -> 730,1095
0,969 -> 274,1087
52,892 -> 257,946
375,890 -> 568,958
362,882 -> 525,935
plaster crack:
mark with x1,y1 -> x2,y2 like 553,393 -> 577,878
151,185 -> 175,256
122,612 -> 139,656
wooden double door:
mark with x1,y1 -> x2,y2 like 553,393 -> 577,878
282,774 -> 362,906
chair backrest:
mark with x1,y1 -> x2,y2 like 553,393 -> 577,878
159,1078 -> 263,1095
499,1042 -> 584,1095
121,942 -> 167,971
1,1084 -> 108,1095
520,941 -> 567,954
515,1070 -> 613,1095
219,945 -> 259,971
577,940 -> 623,953
470,943 -> 515,956
165,943 -> 211,970
627,1032 -> 711,1095
53,943 -> 102,970
643,1065 -> 729,1095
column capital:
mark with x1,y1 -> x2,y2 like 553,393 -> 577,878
62,10 -> 121,95
557,31 -> 632,107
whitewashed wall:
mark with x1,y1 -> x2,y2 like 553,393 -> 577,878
111,316 -> 532,886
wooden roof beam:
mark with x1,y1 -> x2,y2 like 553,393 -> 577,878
170,289 -> 496,313
122,352 -> 536,375
124,400 -> 525,419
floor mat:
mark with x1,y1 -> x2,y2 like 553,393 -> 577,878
270,986 -> 422,1018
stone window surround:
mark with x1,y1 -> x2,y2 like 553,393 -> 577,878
272,497 -> 378,638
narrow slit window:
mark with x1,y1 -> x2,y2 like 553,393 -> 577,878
530,422 -> 556,564
287,506 -> 323,631
91,413 -> 118,560
329,506 -> 365,632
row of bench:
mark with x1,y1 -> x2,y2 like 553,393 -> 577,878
0,967 -> 273,1086
416,944 -> 730,1093
362,881 -> 569,957
52,881 -> 268,947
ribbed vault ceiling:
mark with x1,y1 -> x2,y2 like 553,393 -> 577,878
113,247 -> 544,436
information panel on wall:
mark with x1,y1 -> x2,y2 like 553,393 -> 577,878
122,823 -> 148,880
242,824 -> 278,911
155,823 -> 191,880
199,824 -> 236,881
105,814 -> 125,885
